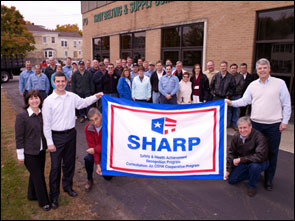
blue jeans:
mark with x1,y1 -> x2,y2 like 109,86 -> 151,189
77,93 -> 91,118
152,91 -> 160,104
251,121 -> 281,182
228,162 -> 269,188
227,95 -> 240,128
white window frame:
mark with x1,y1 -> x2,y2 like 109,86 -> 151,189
73,40 -> 77,48
61,39 -> 68,47
51,37 -> 55,44
44,50 -> 54,58
42,36 -> 47,43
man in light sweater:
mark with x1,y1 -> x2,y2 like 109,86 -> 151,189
226,58 -> 291,191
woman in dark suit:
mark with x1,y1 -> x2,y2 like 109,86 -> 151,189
15,90 -> 51,211
190,64 -> 210,103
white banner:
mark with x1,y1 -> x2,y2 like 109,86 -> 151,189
101,95 -> 226,179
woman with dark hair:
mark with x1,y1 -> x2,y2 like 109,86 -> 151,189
117,68 -> 132,100
190,64 -> 210,103
15,90 -> 51,211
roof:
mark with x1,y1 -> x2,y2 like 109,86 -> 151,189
58,31 -> 82,38
25,24 -> 82,38
25,24 -> 55,33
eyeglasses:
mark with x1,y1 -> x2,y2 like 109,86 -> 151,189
183,76 -> 189,78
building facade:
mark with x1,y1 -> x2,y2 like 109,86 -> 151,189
81,1 -> 294,101
25,24 -> 83,64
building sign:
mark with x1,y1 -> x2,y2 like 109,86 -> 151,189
101,95 -> 227,179
94,1 -> 173,23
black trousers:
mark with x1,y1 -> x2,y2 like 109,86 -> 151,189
50,129 -> 76,201
24,150 -> 50,207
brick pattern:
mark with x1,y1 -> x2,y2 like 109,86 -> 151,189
82,1 -> 294,71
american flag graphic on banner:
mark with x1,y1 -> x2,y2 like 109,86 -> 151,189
151,117 -> 177,135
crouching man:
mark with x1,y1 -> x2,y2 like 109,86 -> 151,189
84,107 -> 112,192
225,116 -> 269,197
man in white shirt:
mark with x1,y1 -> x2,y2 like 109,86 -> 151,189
42,72 -> 103,209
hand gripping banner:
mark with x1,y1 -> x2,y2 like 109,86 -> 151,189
101,95 -> 227,179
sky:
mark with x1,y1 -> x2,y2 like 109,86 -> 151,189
1,1 -> 82,30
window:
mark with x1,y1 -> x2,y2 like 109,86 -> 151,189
161,23 -> 204,69
93,36 -> 110,62
73,40 -> 77,48
254,6 -> 294,103
61,40 -> 68,47
73,51 -> 78,58
78,40 -> 81,45
51,37 -> 55,43
42,36 -> 47,43
65,50 -> 68,57
78,50 -> 81,56
120,31 -> 145,62
44,49 -> 54,58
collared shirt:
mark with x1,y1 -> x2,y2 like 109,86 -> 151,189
19,69 -> 35,93
157,70 -> 164,80
159,74 -> 179,96
62,65 -> 72,78
96,126 -> 102,135
42,91 -> 99,145
130,71 -> 139,81
144,70 -> 154,78
131,75 -> 151,100
16,107 -> 42,160
239,134 -> 247,144
26,73 -> 50,94
232,76 -> 291,124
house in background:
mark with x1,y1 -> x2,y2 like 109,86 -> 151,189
25,24 -> 83,64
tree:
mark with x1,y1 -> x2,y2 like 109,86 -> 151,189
1,5 -> 35,54
55,24 -> 82,36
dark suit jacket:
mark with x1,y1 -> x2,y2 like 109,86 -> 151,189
15,111 -> 47,155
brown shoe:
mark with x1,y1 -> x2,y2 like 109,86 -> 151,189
247,187 -> 257,197
84,180 -> 93,192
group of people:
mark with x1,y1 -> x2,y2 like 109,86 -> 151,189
15,56 -> 291,213
19,56 -> 255,129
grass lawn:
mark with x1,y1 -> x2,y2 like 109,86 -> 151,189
1,89 -> 100,220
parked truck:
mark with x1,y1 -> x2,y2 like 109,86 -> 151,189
1,54 -> 25,83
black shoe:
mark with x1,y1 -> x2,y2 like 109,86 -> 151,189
64,188 -> 78,197
264,181 -> 273,191
51,199 -> 59,209
103,176 -> 113,181
42,204 -> 51,211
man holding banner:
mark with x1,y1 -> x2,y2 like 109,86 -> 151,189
226,117 -> 269,197
84,108 -> 112,192
226,58 -> 291,191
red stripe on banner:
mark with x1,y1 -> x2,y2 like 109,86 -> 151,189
213,109 -> 217,172
109,104 -> 218,174
165,117 -> 177,123
110,105 -> 115,168
164,124 -> 176,127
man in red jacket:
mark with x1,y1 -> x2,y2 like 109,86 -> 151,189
84,107 -> 112,192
